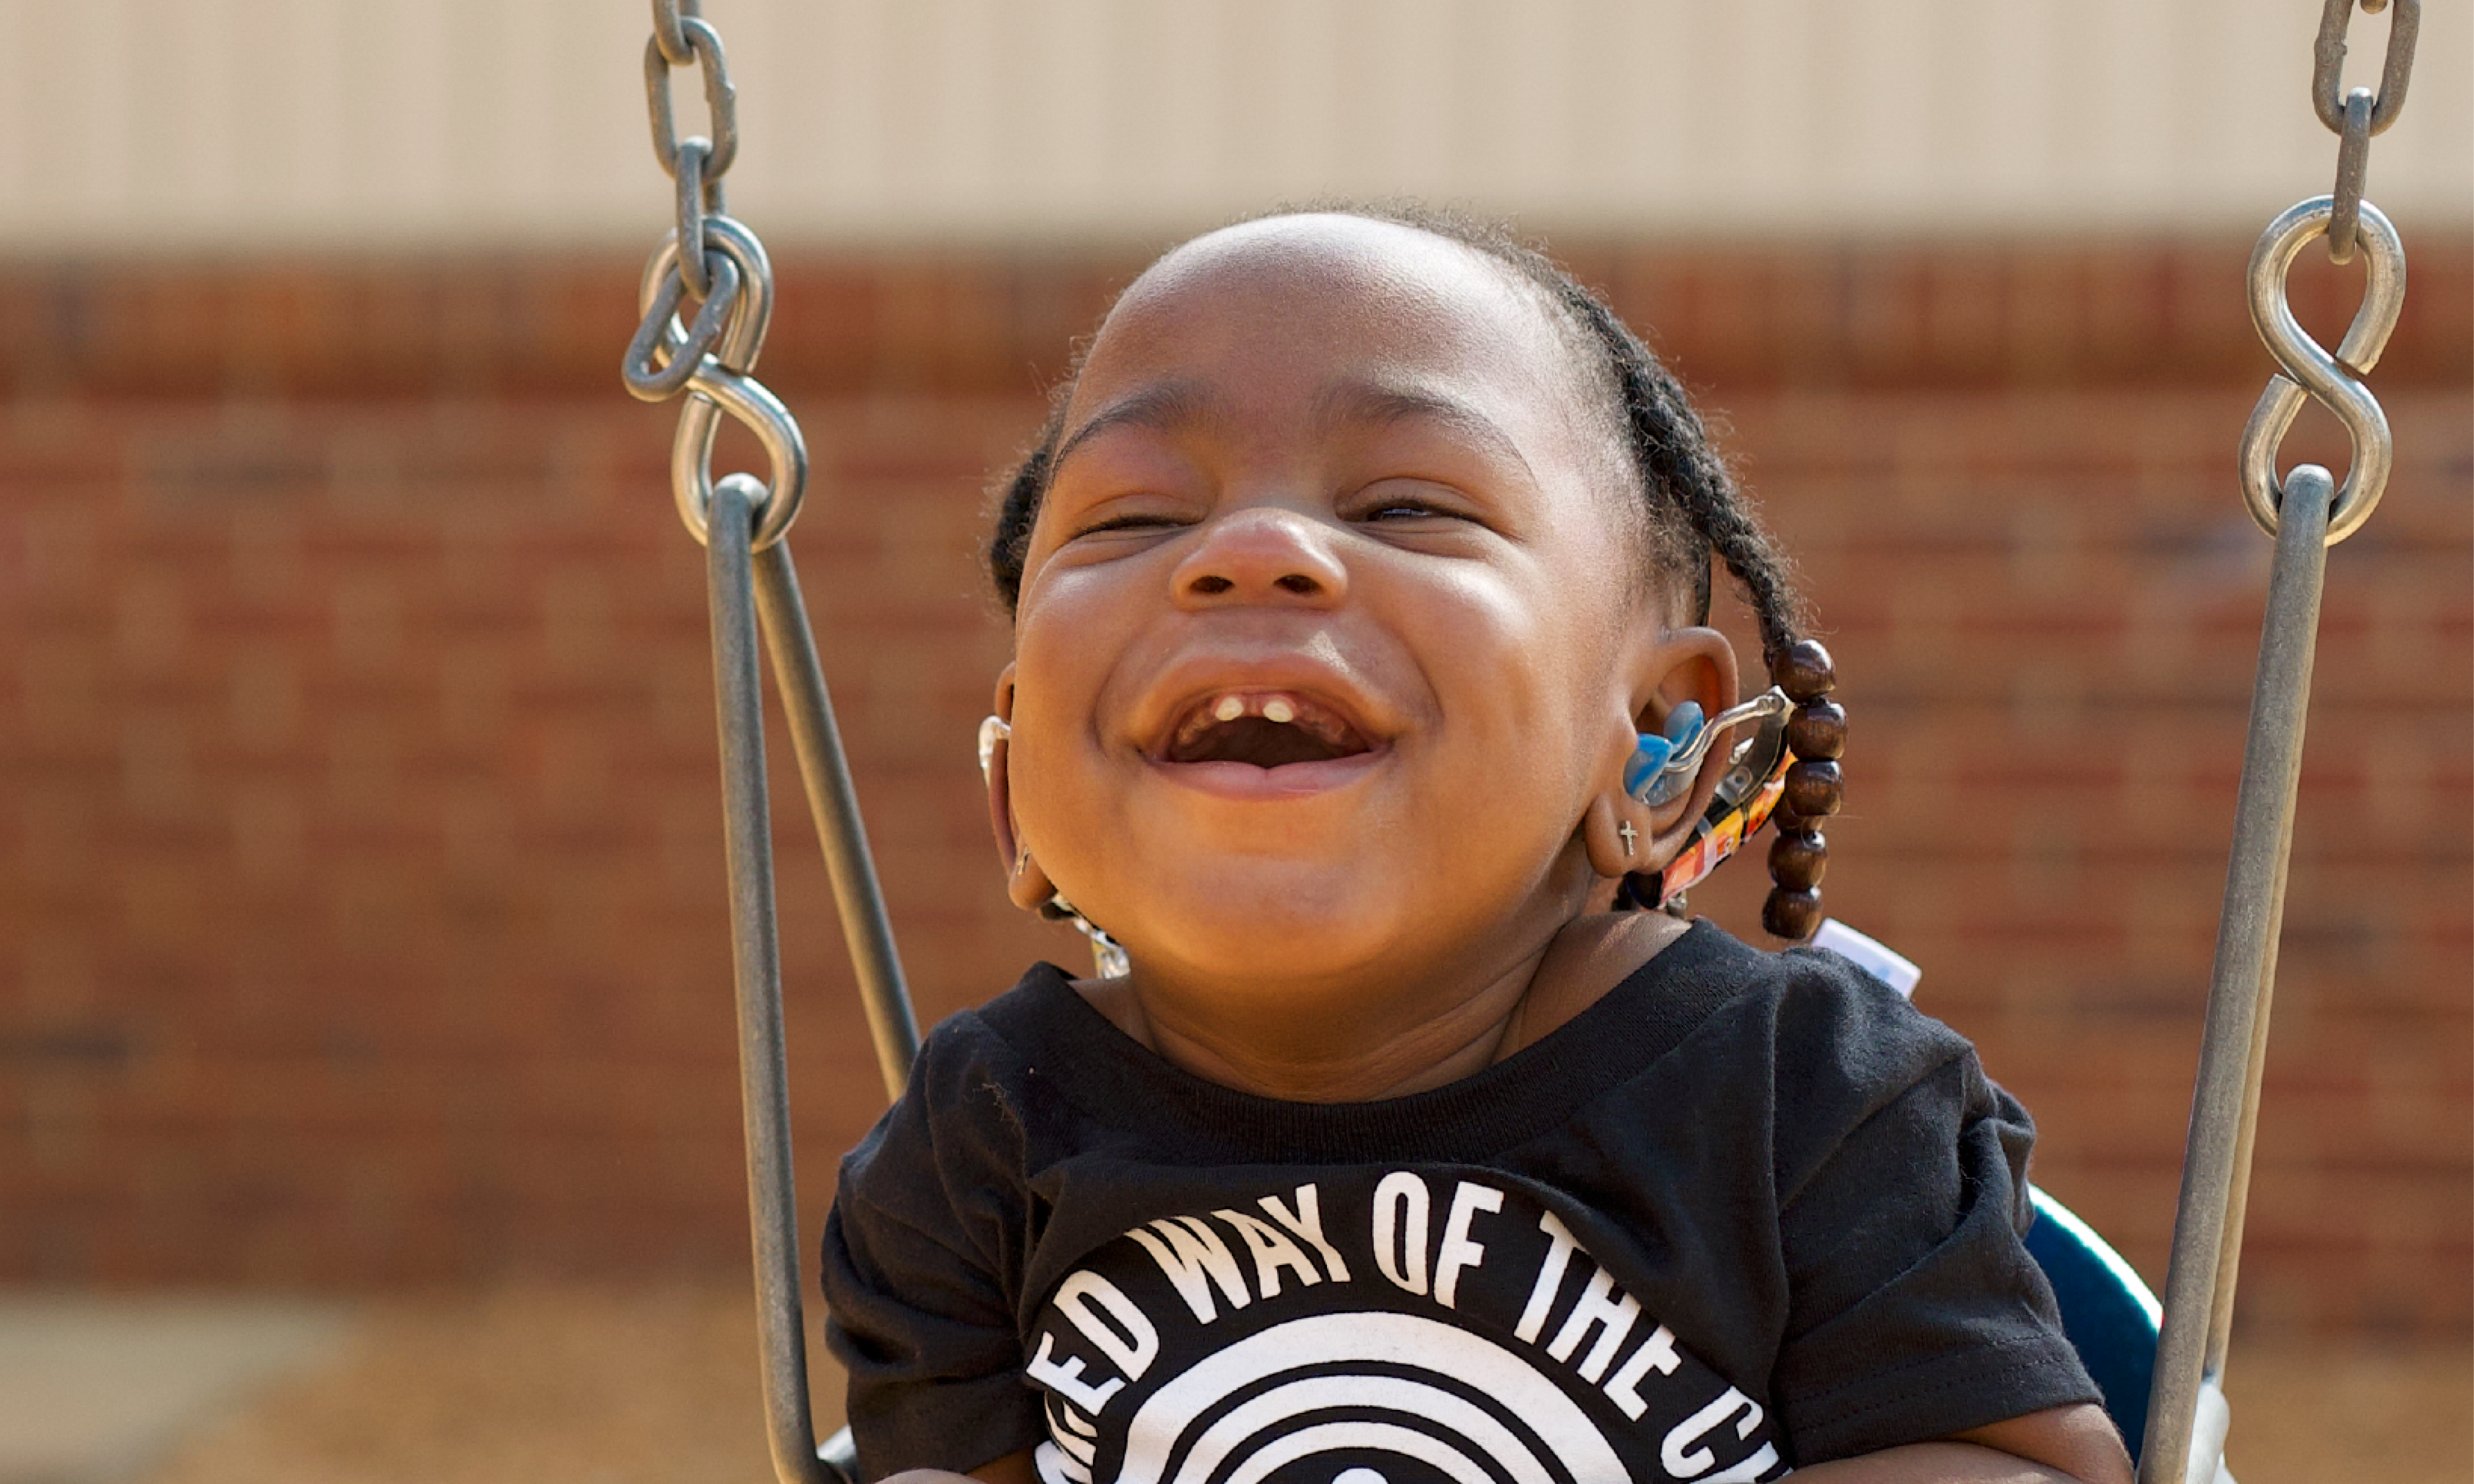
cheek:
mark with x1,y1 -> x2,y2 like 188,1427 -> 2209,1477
1013,556 -> 1148,712
1008,630 -> 1104,802
1412,561 -> 1622,764
1003,574 -> 1148,838
1000,679 -> 1110,902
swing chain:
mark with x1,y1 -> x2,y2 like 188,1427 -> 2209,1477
2312,0 -> 2419,263
652,0 -> 705,68
644,0 -> 738,295
625,1 -> 809,551
2313,0 -> 2416,137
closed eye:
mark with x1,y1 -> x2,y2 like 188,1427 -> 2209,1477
1072,511 -> 1192,539
1363,499 -> 1460,521
1349,483 -> 1491,532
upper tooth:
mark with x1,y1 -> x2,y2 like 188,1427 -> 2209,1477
1214,695 -> 1244,722
1263,698 -> 1296,724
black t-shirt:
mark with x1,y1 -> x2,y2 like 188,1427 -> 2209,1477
822,923 -> 2098,1483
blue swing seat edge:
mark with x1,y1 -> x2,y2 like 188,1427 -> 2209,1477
2024,1184 -> 2161,1464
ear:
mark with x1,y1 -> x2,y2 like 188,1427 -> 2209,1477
1629,626 -> 1740,871
984,665 -> 1062,912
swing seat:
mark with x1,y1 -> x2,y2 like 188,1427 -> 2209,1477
2023,1186 -> 2161,1466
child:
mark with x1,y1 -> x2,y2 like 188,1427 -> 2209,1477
822,208 -> 2131,1484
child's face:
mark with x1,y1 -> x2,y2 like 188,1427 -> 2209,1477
996,216 -> 1729,992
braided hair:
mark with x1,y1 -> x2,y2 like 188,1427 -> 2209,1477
983,207 -> 1839,936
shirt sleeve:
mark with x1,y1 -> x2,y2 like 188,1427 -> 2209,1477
1765,964 -> 2103,1464
820,1021 -> 1046,1480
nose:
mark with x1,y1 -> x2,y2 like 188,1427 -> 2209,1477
1171,506 -> 1350,608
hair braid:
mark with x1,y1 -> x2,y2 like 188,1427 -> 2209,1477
1541,283 -> 1806,667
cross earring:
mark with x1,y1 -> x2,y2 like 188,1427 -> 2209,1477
1618,819 -> 1639,857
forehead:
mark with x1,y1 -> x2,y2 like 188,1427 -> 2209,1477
1066,215 -> 1594,436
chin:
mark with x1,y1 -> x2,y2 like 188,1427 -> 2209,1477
1098,865 -> 1409,983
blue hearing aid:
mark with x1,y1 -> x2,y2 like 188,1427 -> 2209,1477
1625,703 -> 1705,807
1627,692 -> 1794,808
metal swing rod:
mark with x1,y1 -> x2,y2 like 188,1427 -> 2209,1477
625,6 -> 921,1483
2138,5 -> 2418,1482
705,481 -> 905,1484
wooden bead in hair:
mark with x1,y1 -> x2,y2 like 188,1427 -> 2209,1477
1762,884 -> 1823,940
1785,700 -> 1845,760
1767,827 -> 1827,890
1762,639 -> 1842,941
1774,640 -> 1835,706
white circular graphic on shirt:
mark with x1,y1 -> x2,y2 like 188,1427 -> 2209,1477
1114,1312 -> 1624,1484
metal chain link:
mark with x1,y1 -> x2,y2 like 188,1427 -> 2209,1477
2313,0 -> 2419,262
2231,0 -> 2418,548
2313,0 -> 2418,135
645,13 -> 739,179
651,0 -> 702,66
644,8 -> 737,294
623,0 -> 806,551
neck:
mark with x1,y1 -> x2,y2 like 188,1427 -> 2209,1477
1078,907 -> 1693,1103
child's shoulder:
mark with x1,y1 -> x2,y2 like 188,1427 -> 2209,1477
911,957 -> 1076,1063
836,963 -> 1078,1194
1614,921 -> 2001,1146
1600,918 -> 1964,1076
1760,933 -> 1975,1076
1696,928 -> 2030,1219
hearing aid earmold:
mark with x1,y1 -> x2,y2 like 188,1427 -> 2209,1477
1627,693 -> 1790,810
976,714 -> 1010,784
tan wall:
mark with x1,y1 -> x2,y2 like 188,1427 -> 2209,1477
2,0 -> 2466,251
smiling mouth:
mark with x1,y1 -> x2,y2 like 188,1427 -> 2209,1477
1161,690 -> 1376,768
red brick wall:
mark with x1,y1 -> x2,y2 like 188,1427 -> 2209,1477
2,239 -> 2466,1336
